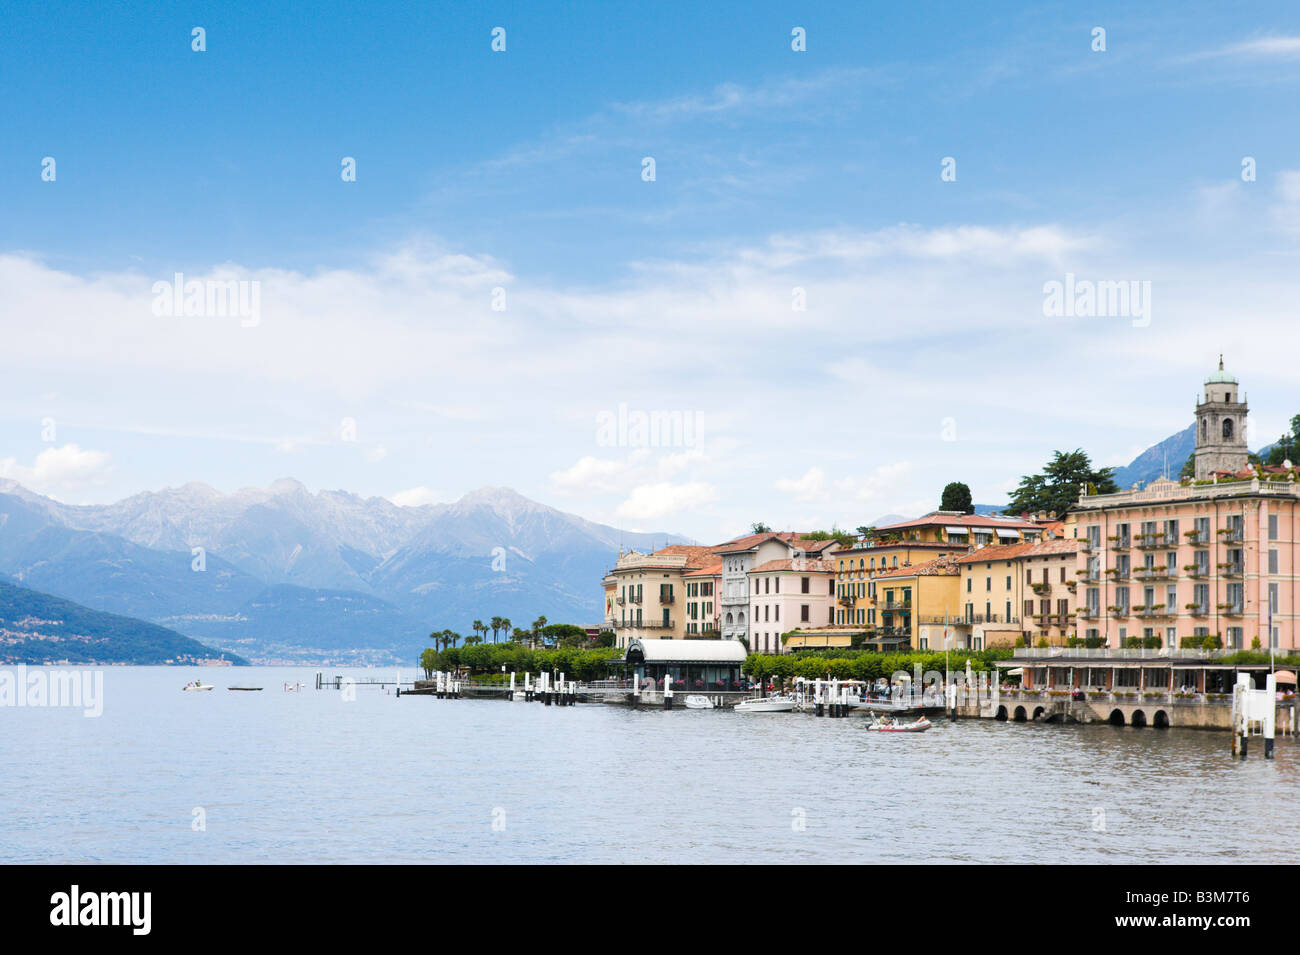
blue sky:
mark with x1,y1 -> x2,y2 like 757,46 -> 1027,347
2,0 -> 1299,540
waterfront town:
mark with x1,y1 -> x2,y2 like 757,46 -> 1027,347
597,360 -> 1300,732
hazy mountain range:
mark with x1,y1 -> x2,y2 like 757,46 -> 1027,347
0,480 -> 686,665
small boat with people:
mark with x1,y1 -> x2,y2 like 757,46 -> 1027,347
683,695 -> 715,709
182,681 -> 214,692
866,714 -> 932,733
734,694 -> 796,713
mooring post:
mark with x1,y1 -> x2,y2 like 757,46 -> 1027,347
1233,675 -> 1247,759
1265,673 -> 1277,759
664,676 -> 674,711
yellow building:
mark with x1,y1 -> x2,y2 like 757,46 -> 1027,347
606,545 -> 718,649
952,537 -> 1081,648
683,562 -> 721,637
867,554 -> 964,651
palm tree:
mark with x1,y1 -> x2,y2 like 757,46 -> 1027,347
490,616 -> 503,642
499,617 -> 511,642
531,615 -> 547,649
471,619 -> 485,644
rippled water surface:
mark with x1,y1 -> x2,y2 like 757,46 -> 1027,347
3,667 -> 1297,863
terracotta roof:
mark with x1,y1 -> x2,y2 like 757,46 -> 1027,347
749,558 -> 835,574
715,531 -> 839,554
952,537 -> 1080,565
653,544 -> 722,569
953,542 -> 1035,565
875,554 -> 962,578
877,511 -> 1041,532
684,561 -> 722,577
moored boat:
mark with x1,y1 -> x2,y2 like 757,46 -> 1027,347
683,695 -> 714,709
734,695 -> 796,713
182,682 -> 214,692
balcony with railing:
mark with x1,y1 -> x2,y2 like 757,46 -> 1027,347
1107,605 -> 1132,617
1032,613 -> 1070,627
881,601 -> 913,612
1107,536 -> 1131,551
1184,603 -> 1210,617
1133,567 -> 1173,581
876,626 -> 912,638
1134,605 -> 1173,619
1184,529 -> 1209,547
1183,563 -> 1209,578
1030,582 -> 1052,595
1136,533 -> 1174,549
1217,603 -> 1244,617
1219,527 -> 1244,544
1217,562 -> 1243,578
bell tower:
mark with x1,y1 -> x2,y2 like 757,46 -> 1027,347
1193,355 -> 1249,480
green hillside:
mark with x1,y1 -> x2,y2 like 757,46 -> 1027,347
0,578 -> 247,666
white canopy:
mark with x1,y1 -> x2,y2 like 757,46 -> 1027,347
625,638 -> 747,664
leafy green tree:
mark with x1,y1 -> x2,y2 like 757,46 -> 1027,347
1179,453 -> 1195,480
940,481 -> 974,514
1007,449 -> 1119,515
750,522 -> 771,534
1264,414 -> 1300,466
419,647 -> 438,678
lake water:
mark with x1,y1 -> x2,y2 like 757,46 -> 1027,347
3,666 -> 1297,864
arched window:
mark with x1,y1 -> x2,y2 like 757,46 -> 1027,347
1223,418 -> 1234,440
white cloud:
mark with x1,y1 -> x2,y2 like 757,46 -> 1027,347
1217,36 -> 1300,59
775,467 -> 827,502
615,482 -> 718,520
1277,170 -> 1300,203
389,486 -> 441,507
0,444 -> 112,496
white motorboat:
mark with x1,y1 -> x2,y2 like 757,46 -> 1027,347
182,682 -> 214,692
734,695 -> 796,713
683,695 -> 714,709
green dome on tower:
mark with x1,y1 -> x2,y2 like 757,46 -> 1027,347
1205,354 -> 1237,385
